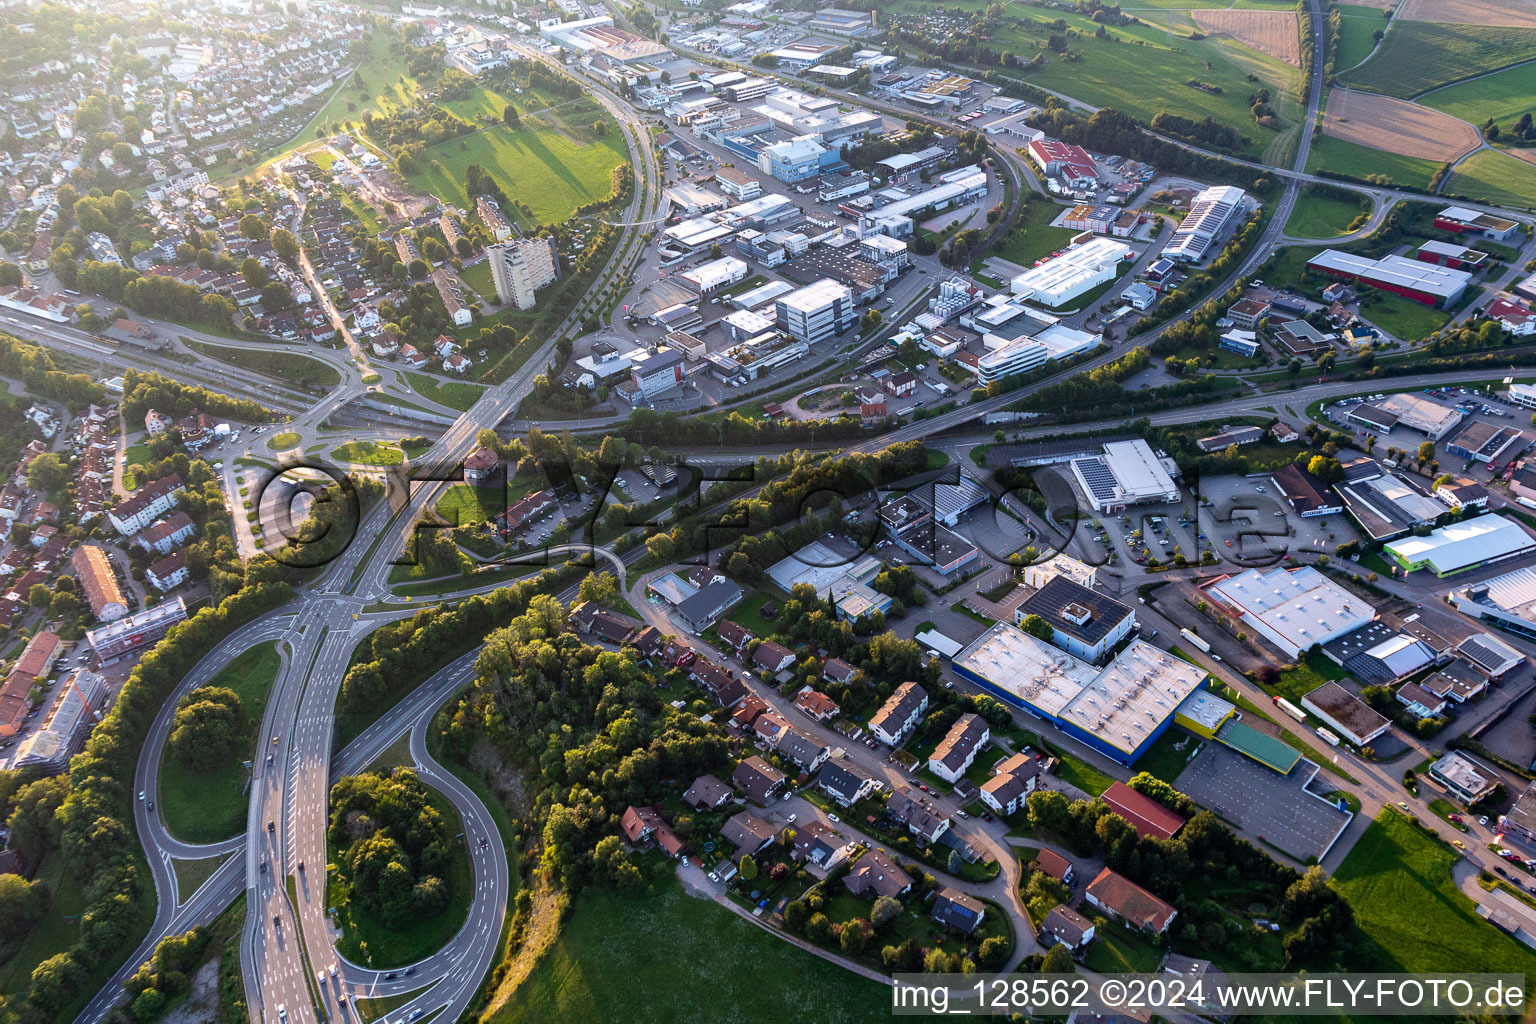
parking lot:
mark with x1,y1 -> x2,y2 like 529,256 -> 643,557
1177,743 -> 1353,863
1196,473 -> 1359,567
1324,386 -> 1531,487
1089,495 -> 1203,569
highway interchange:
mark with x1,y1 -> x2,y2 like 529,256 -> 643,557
3,8 -> 1533,1024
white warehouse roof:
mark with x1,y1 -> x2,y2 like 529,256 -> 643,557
1206,566 -> 1373,658
1385,514 -> 1536,574
1009,236 -> 1133,306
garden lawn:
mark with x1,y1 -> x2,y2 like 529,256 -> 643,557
1284,184 -> 1370,238
1339,21 -> 1536,98
405,372 -> 486,412
1332,810 -> 1536,975
730,591 -> 787,639
402,120 -> 627,227
159,641 -> 283,844
1133,726 -> 1198,784
1422,61 -> 1536,129
333,440 -> 405,467
1304,133 -> 1441,189
486,874 -> 892,1024
1082,919 -> 1163,973
330,786 -> 473,968
459,259 -> 496,303
1447,149 -> 1536,211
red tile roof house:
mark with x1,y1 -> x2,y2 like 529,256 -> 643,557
1035,848 -> 1075,886
622,806 -> 685,859
1101,781 -> 1187,841
793,687 -> 840,721
1085,867 -> 1178,934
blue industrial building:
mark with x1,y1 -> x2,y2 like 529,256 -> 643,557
950,623 -> 1208,765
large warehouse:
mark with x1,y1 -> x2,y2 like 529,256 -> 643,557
1306,250 -> 1472,308
1204,566 -> 1374,659
1161,185 -> 1247,263
1383,514 -> 1536,577
1008,237 -> 1133,307
1344,392 -> 1464,440
1069,439 -> 1181,512
952,623 -> 1208,765
1450,565 -> 1536,641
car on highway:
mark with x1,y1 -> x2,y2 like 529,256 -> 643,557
329,964 -> 337,978
277,1005 -> 287,1024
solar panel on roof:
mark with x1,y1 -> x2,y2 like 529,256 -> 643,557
1073,457 -> 1119,503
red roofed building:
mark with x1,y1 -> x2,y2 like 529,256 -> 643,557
1489,297 -> 1536,337
1085,866 -> 1178,933
1101,781 -> 1186,841
793,688 -> 840,721
1027,139 -> 1097,185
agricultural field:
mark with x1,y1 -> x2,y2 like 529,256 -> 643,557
1334,4 -> 1389,72
1446,149 -> 1536,210
1422,62 -> 1536,136
1320,88 -> 1479,163
1332,811 -> 1536,975
1284,184 -> 1371,238
1304,132 -> 1442,188
971,5 -> 1306,161
1339,20 -> 1536,98
402,115 -> 627,227
1190,8 -> 1301,66
1398,0 -> 1536,29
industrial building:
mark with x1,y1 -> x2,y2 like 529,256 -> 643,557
715,166 -> 761,201
1069,440 -> 1181,512
1307,250 -> 1472,309
1434,205 -> 1520,243
951,624 -> 1207,766
679,255 -> 750,295
1451,565 -> 1536,641
1015,576 -> 1135,664
86,597 -> 189,660
1204,566 -> 1374,660
1383,514 -> 1536,577
1008,237 -> 1134,307
1320,622 -> 1437,685
1345,392 -> 1464,440
756,135 -> 842,183
1026,139 -> 1097,185
629,347 -> 686,400
1161,185 -> 1247,263
1335,472 -> 1445,541
1446,421 -> 1529,464
1302,681 -> 1391,747
664,216 -> 735,250
775,278 -> 855,343
1429,752 -> 1499,805
488,236 -> 561,310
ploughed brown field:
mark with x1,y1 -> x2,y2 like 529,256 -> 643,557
1398,0 -> 1536,28
1322,88 -> 1481,162
1191,9 -> 1303,67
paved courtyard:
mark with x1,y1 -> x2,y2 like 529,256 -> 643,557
1177,742 -> 1353,863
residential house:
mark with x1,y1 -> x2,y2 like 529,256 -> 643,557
979,751 -> 1042,816
886,791 -> 950,844
71,545 -> 128,621
717,619 -> 754,654
931,887 -> 985,934
681,774 -> 733,810
732,755 -> 786,804
1040,904 -> 1095,951
822,657 -> 857,685
728,693 -> 767,729
791,820 -> 850,870
1085,867 -> 1178,934
721,810 -> 777,862
753,639 -> 796,674
778,726 -> 830,773
753,711 -> 791,748
845,848 -> 913,899
793,688 -> 839,721
136,512 -> 196,555
1036,849 -> 1076,886
869,681 -> 928,746
929,713 -> 989,784
817,758 -> 877,806
146,551 -> 189,591
106,474 -> 183,535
